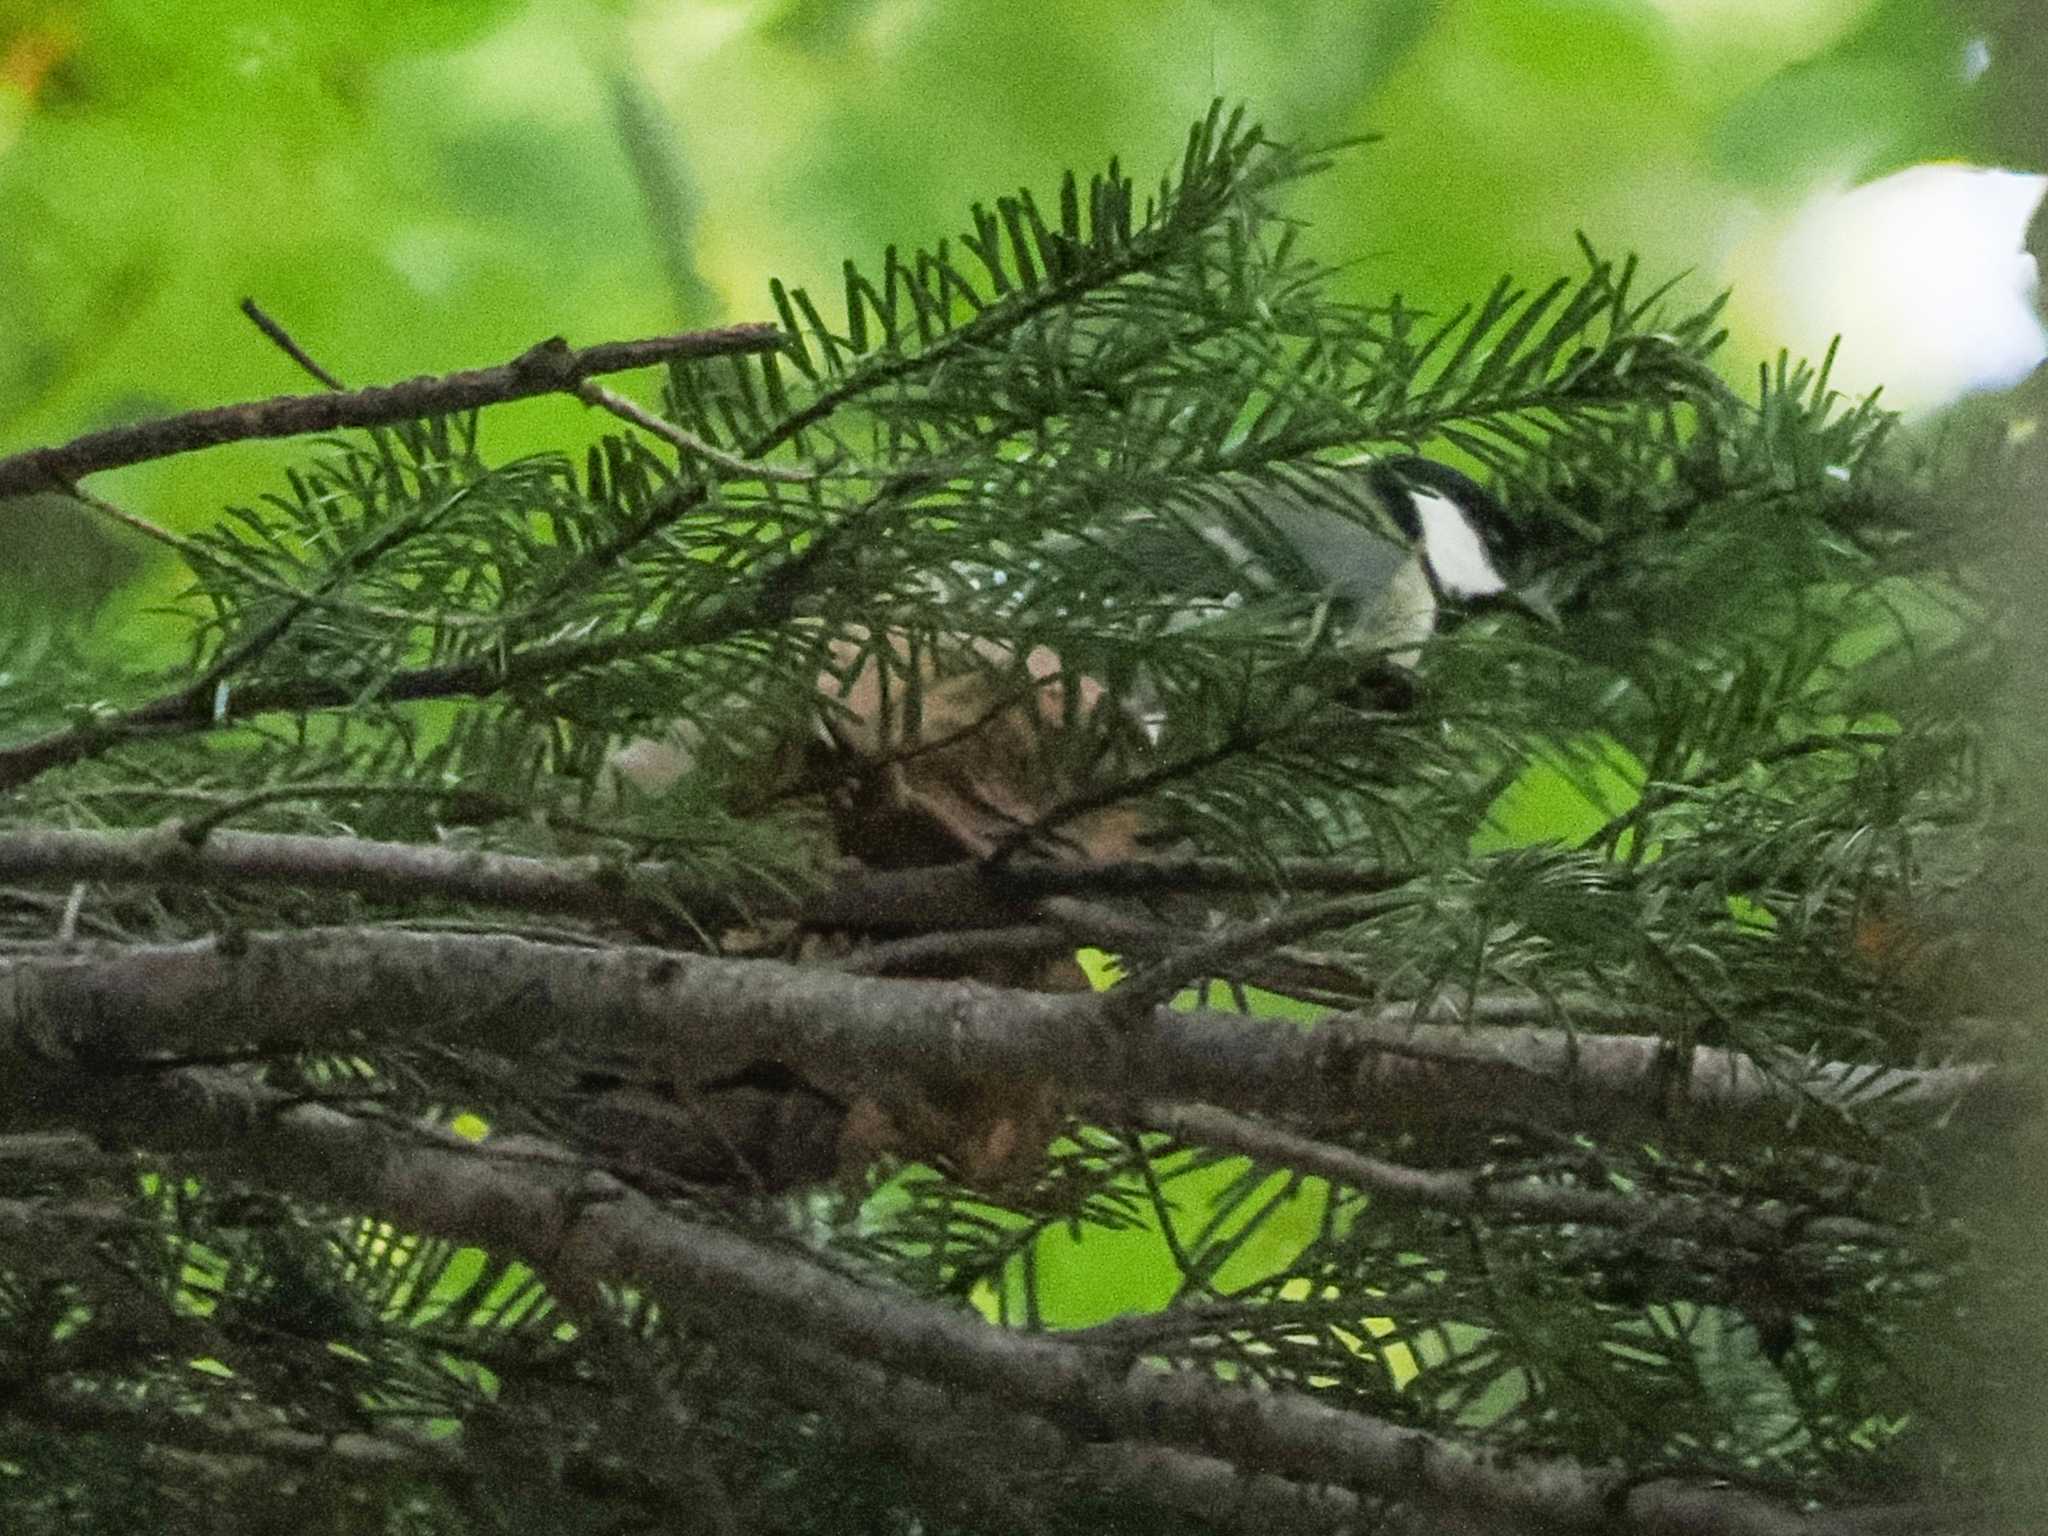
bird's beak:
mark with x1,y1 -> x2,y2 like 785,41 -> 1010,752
1505,576 -> 1565,630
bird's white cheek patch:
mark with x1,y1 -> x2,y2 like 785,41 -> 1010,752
1413,490 -> 1506,598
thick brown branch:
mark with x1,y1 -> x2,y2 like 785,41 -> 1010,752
131,1071 -> 1944,1536
0,825 -> 1411,935
0,325 -> 783,497
0,926 -> 2006,1152
750,1327 -> 1380,1535
0,824 -> 803,931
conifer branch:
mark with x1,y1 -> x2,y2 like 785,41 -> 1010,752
22,1384 -> 462,1479
0,104 -> 2016,1527
124,1067 -> 1958,1536
1141,1101 -> 1905,1250
0,610 -> 764,794
0,826 -> 1409,931
0,324 -> 784,497
577,380 -> 828,483
1103,892 -> 1417,1023
65,482 -> 506,631
2,925 -> 2002,1152
509,106 -> 1321,613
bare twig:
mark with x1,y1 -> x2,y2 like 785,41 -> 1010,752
55,880 -> 86,943
835,923 -> 1081,976
1142,1101 -> 1905,1250
0,324 -> 782,497
1104,892 -> 1416,1023
165,780 -> 469,845
806,854 -> 1412,934
578,380 -> 823,483
238,297 -> 348,391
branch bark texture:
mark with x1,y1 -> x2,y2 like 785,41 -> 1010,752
0,326 -> 783,496
132,1069 -> 1929,1536
0,926 -> 2002,1152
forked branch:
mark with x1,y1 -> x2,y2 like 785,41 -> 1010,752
0,324 -> 783,497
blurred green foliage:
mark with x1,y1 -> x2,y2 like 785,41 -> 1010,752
0,0 -> 2031,587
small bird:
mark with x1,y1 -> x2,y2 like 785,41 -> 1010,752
1008,453 -> 1551,732
1147,453 -> 1544,665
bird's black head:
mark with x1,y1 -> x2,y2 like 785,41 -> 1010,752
1364,455 -> 1557,627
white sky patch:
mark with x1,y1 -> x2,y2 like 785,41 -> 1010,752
633,2 -> 754,66
1730,163 -> 2048,415
1632,0 -> 1868,68
1412,490 -> 1506,599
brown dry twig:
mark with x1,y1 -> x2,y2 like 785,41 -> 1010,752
0,324 -> 783,497
238,297 -> 349,391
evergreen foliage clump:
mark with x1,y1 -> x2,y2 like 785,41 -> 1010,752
0,104 -> 2037,1535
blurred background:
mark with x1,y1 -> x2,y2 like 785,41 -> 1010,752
0,0 -> 2042,617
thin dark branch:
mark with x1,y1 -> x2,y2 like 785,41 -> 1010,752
1104,892 -> 1416,1022
238,297 -> 348,391
0,324 -> 783,497
578,379 -> 825,482
0,609 -> 755,795
986,724 -> 1275,865
1142,1101 -> 1906,1250
836,923 -> 1080,976
985,683 -> 1407,865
